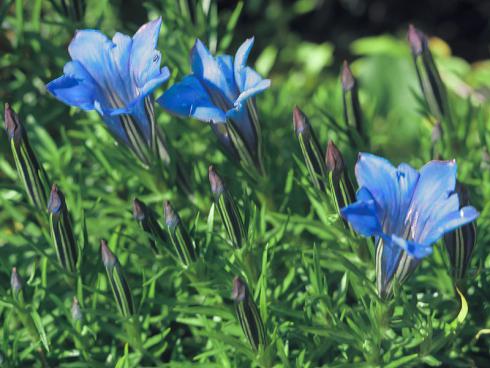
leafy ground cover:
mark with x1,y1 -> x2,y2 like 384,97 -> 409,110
1,1 -> 490,367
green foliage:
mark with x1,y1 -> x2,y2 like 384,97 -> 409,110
1,0 -> 490,367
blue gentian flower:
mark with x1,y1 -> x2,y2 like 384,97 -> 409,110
341,153 -> 479,297
157,38 -> 271,177
46,18 -> 170,165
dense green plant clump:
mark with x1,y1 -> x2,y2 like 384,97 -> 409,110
1,1 -> 490,367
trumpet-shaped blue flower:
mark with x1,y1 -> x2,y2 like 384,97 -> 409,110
341,153 -> 479,296
46,18 -> 170,164
157,38 -> 270,176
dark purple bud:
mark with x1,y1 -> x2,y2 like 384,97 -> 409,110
100,239 -> 116,268
71,297 -> 82,321
11,267 -> 22,295
4,103 -> 22,140
407,24 -> 426,56
132,198 -> 146,221
164,201 -> 179,228
326,140 -> 346,175
292,106 -> 310,137
341,61 -> 355,91
208,165 -> 225,197
47,184 -> 64,214
231,276 -> 247,302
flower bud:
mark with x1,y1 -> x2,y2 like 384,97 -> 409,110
48,184 -> 78,273
293,106 -> 327,190
407,24 -> 424,55
208,166 -> 246,249
232,277 -> 267,352
163,201 -> 198,267
11,267 -> 22,297
4,103 -> 49,210
100,240 -> 134,317
408,25 -> 451,124
325,140 -> 356,219
444,183 -> 477,281
341,60 -> 355,91
341,61 -> 365,144
71,297 -> 82,321
132,198 -> 166,254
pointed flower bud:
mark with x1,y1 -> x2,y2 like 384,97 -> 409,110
100,240 -> 134,317
341,61 -> 355,91
4,104 -> 49,210
444,183 -> 477,281
71,297 -> 82,321
208,165 -> 225,198
232,277 -> 267,352
209,166 -> 246,249
48,184 -> 78,273
11,267 -> 22,297
341,61 -> 365,144
408,25 -> 451,124
293,106 -> 327,190
132,198 -> 166,254
407,24 -> 424,55
163,201 -> 198,267
326,141 -> 356,220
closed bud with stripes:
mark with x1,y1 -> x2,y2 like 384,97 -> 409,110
209,166 -> 246,249
408,25 -> 451,124
11,267 -> 23,300
325,140 -> 356,222
164,201 -> 198,267
4,103 -> 49,211
341,61 -> 365,142
232,277 -> 267,352
71,297 -> 82,321
293,106 -> 327,190
100,240 -> 135,317
133,198 -> 166,254
444,183 -> 477,281
48,184 -> 78,273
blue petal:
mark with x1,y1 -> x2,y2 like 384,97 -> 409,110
68,29 -> 127,105
235,68 -> 271,107
130,17 -> 165,89
422,206 -> 479,245
234,37 -> 255,90
46,61 -> 100,111
110,32 -> 133,103
191,39 -> 237,104
341,187 -> 382,237
391,235 -> 433,259
379,237 -> 404,288
99,113 -> 128,145
217,55 -> 238,99
355,153 -> 419,235
138,66 -> 170,99
157,75 -> 226,123
406,160 -> 458,242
